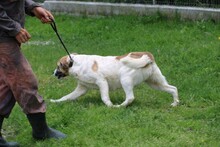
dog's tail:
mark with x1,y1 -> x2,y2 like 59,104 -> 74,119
120,53 -> 154,68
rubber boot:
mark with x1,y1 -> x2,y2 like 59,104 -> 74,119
26,113 -> 66,140
0,116 -> 19,147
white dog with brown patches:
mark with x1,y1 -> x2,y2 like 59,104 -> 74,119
51,52 -> 179,107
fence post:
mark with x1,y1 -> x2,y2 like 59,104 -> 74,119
153,0 -> 156,5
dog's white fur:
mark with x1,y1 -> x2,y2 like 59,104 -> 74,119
51,52 -> 179,107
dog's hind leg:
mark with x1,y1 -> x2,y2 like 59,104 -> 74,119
146,70 -> 179,106
96,78 -> 113,107
116,77 -> 135,107
50,83 -> 88,103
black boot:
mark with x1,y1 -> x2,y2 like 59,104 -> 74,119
26,113 -> 66,140
0,116 -> 19,147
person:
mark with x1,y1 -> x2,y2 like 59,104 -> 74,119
0,0 -> 66,146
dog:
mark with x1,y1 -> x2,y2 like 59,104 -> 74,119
51,52 -> 179,107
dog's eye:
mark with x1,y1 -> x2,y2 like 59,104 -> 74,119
60,63 -> 69,70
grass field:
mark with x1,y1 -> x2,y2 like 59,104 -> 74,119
2,14 -> 220,146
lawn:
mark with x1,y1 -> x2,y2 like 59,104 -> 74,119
2,14 -> 220,146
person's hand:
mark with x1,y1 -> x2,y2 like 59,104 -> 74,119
32,7 -> 54,23
15,28 -> 31,43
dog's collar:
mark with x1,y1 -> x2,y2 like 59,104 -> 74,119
69,60 -> 73,67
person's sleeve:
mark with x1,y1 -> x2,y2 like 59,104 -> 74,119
0,5 -> 21,37
25,0 -> 41,16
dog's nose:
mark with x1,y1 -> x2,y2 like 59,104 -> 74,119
54,72 -> 58,76
54,71 -> 61,77
53,70 -> 66,79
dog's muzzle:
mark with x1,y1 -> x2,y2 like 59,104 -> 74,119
54,69 -> 67,79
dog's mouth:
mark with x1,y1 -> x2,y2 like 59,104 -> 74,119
54,70 -> 67,79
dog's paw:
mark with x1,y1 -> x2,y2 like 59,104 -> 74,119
112,105 -> 121,108
50,99 -> 58,103
171,102 -> 179,107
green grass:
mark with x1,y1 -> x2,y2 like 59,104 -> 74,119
2,14 -> 220,146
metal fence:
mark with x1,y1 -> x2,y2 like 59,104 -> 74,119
38,0 -> 220,8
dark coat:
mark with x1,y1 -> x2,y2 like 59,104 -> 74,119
0,0 -> 40,42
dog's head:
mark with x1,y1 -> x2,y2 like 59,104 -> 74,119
54,55 -> 73,79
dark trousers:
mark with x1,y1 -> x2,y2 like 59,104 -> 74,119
0,41 -> 46,117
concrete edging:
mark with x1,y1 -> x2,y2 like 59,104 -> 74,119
43,0 -> 220,21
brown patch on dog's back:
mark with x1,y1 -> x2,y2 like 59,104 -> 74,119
115,53 -> 129,60
92,60 -> 98,72
116,52 -> 154,61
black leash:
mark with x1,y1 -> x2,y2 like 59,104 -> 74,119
50,19 -> 73,67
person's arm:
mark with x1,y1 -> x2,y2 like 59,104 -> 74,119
25,0 -> 53,23
25,0 -> 41,16
0,5 -> 22,37
0,4 -> 31,43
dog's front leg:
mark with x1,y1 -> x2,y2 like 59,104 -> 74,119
96,79 -> 113,107
50,84 -> 88,103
